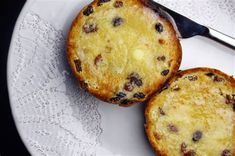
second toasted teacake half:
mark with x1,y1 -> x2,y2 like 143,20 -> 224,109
145,67 -> 235,156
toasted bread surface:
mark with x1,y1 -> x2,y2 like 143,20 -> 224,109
145,68 -> 235,156
67,0 -> 181,105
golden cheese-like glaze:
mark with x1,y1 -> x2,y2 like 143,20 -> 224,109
145,68 -> 235,156
67,0 -> 181,106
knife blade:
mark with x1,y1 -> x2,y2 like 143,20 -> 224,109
142,0 -> 235,49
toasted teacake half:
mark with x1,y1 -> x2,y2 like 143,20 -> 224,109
145,67 -> 235,156
67,0 -> 182,106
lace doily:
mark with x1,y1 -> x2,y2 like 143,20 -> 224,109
7,0 -> 235,156
8,12 -> 102,156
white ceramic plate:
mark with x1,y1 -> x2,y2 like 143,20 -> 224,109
7,0 -> 235,155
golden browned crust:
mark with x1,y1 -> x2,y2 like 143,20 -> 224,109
67,0 -> 182,106
173,68 -> 235,86
145,67 -> 235,156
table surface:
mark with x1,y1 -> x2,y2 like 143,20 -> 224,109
1,0 -> 30,155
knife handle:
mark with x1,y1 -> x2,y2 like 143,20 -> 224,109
205,27 -> 235,50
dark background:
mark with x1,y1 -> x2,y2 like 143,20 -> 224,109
1,0 -> 30,155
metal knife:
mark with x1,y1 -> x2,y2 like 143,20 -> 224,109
143,0 -> 235,50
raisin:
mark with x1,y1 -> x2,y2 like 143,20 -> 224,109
128,73 -> 140,80
83,5 -> 93,16
80,81 -> 88,90
192,130 -> 203,142
97,0 -> 111,6
205,72 -> 214,77
124,82 -> 134,92
161,69 -> 169,76
188,75 -> 198,81
120,99 -> 131,105
133,92 -> 145,99
157,56 -> 166,61
116,92 -> 126,98
128,72 -> 143,87
168,124 -> 178,133
155,23 -> 164,33
221,149 -> 231,156
158,39 -> 165,44
205,73 -> 224,82
225,94 -> 231,104
181,142 -> 187,153
110,92 -> 126,103
214,76 -> 224,82
225,94 -> 235,105
112,17 -> 124,27
135,79 -> 143,86
83,23 -> 97,33
94,54 -> 103,65
159,107 -> 165,115
181,142 -> 196,156
114,1 -> 123,8
184,150 -> 196,156
74,59 -> 82,72
159,83 -> 169,93
110,97 -> 120,102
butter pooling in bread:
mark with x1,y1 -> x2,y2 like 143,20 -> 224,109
67,0 -> 182,106
145,68 -> 235,156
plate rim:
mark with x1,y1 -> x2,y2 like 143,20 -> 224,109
7,1 -> 35,155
